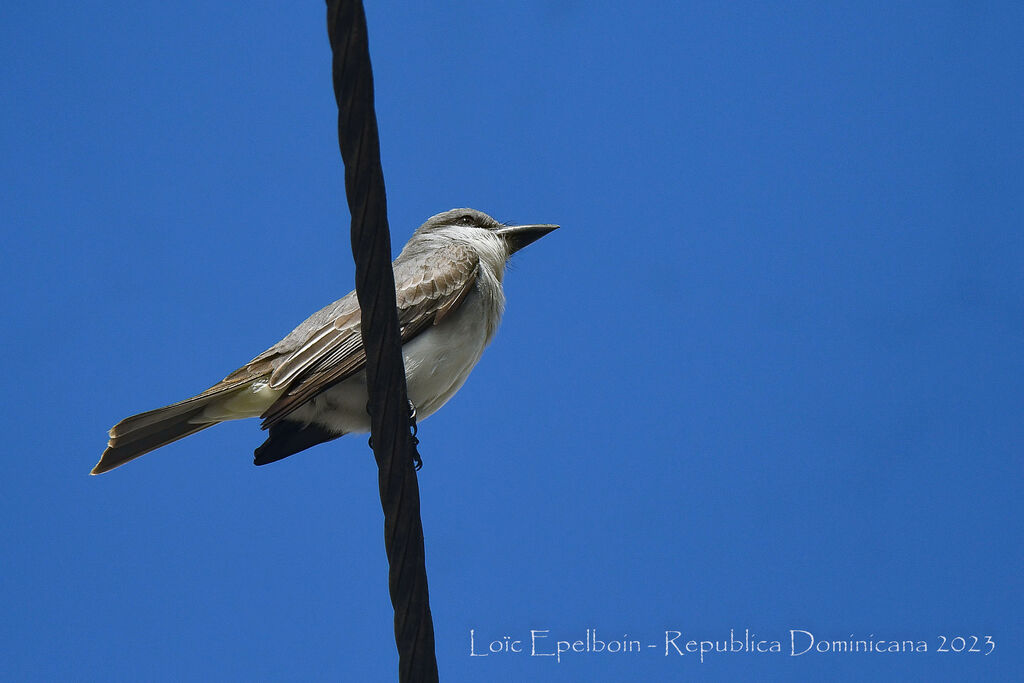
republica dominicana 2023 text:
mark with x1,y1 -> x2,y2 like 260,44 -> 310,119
468,628 -> 994,664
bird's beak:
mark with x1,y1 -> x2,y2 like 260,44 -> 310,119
495,223 -> 559,254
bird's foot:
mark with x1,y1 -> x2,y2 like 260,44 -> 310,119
407,399 -> 418,436
366,399 -> 422,471
408,399 -> 422,470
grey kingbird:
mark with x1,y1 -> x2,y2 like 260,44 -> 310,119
92,208 -> 557,474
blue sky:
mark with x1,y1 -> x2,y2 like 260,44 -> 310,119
2,1 -> 1021,680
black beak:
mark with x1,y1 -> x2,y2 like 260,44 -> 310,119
495,223 -> 559,254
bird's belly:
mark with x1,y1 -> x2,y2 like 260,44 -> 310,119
294,292 -> 491,434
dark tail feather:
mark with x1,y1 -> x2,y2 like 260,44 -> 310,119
92,403 -> 222,475
253,421 -> 342,466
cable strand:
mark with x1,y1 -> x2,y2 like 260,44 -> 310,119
326,2 -> 438,680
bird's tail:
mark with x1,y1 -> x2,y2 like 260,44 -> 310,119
92,378 -> 276,475
91,397 -> 223,475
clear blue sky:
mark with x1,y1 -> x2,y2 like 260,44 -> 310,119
2,2 -> 1021,681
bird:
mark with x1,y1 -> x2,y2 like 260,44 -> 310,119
92,208 -> 557,475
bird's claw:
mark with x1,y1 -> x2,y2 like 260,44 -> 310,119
408,399 -> 422,470
408,399 -> 418,437
366,399 -> 422,470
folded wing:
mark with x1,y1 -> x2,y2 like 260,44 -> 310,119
259,244 -> 480,427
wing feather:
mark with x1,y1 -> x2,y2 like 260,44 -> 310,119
259,244 -> 479,427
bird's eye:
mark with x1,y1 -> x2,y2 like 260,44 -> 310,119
456,214 -> 475,226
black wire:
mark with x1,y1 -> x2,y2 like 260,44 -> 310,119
326,2 -> 439,680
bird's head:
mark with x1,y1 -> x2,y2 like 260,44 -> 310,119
412,208 -> 558,260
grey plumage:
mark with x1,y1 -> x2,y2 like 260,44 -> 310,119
93,208 -> 557,475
